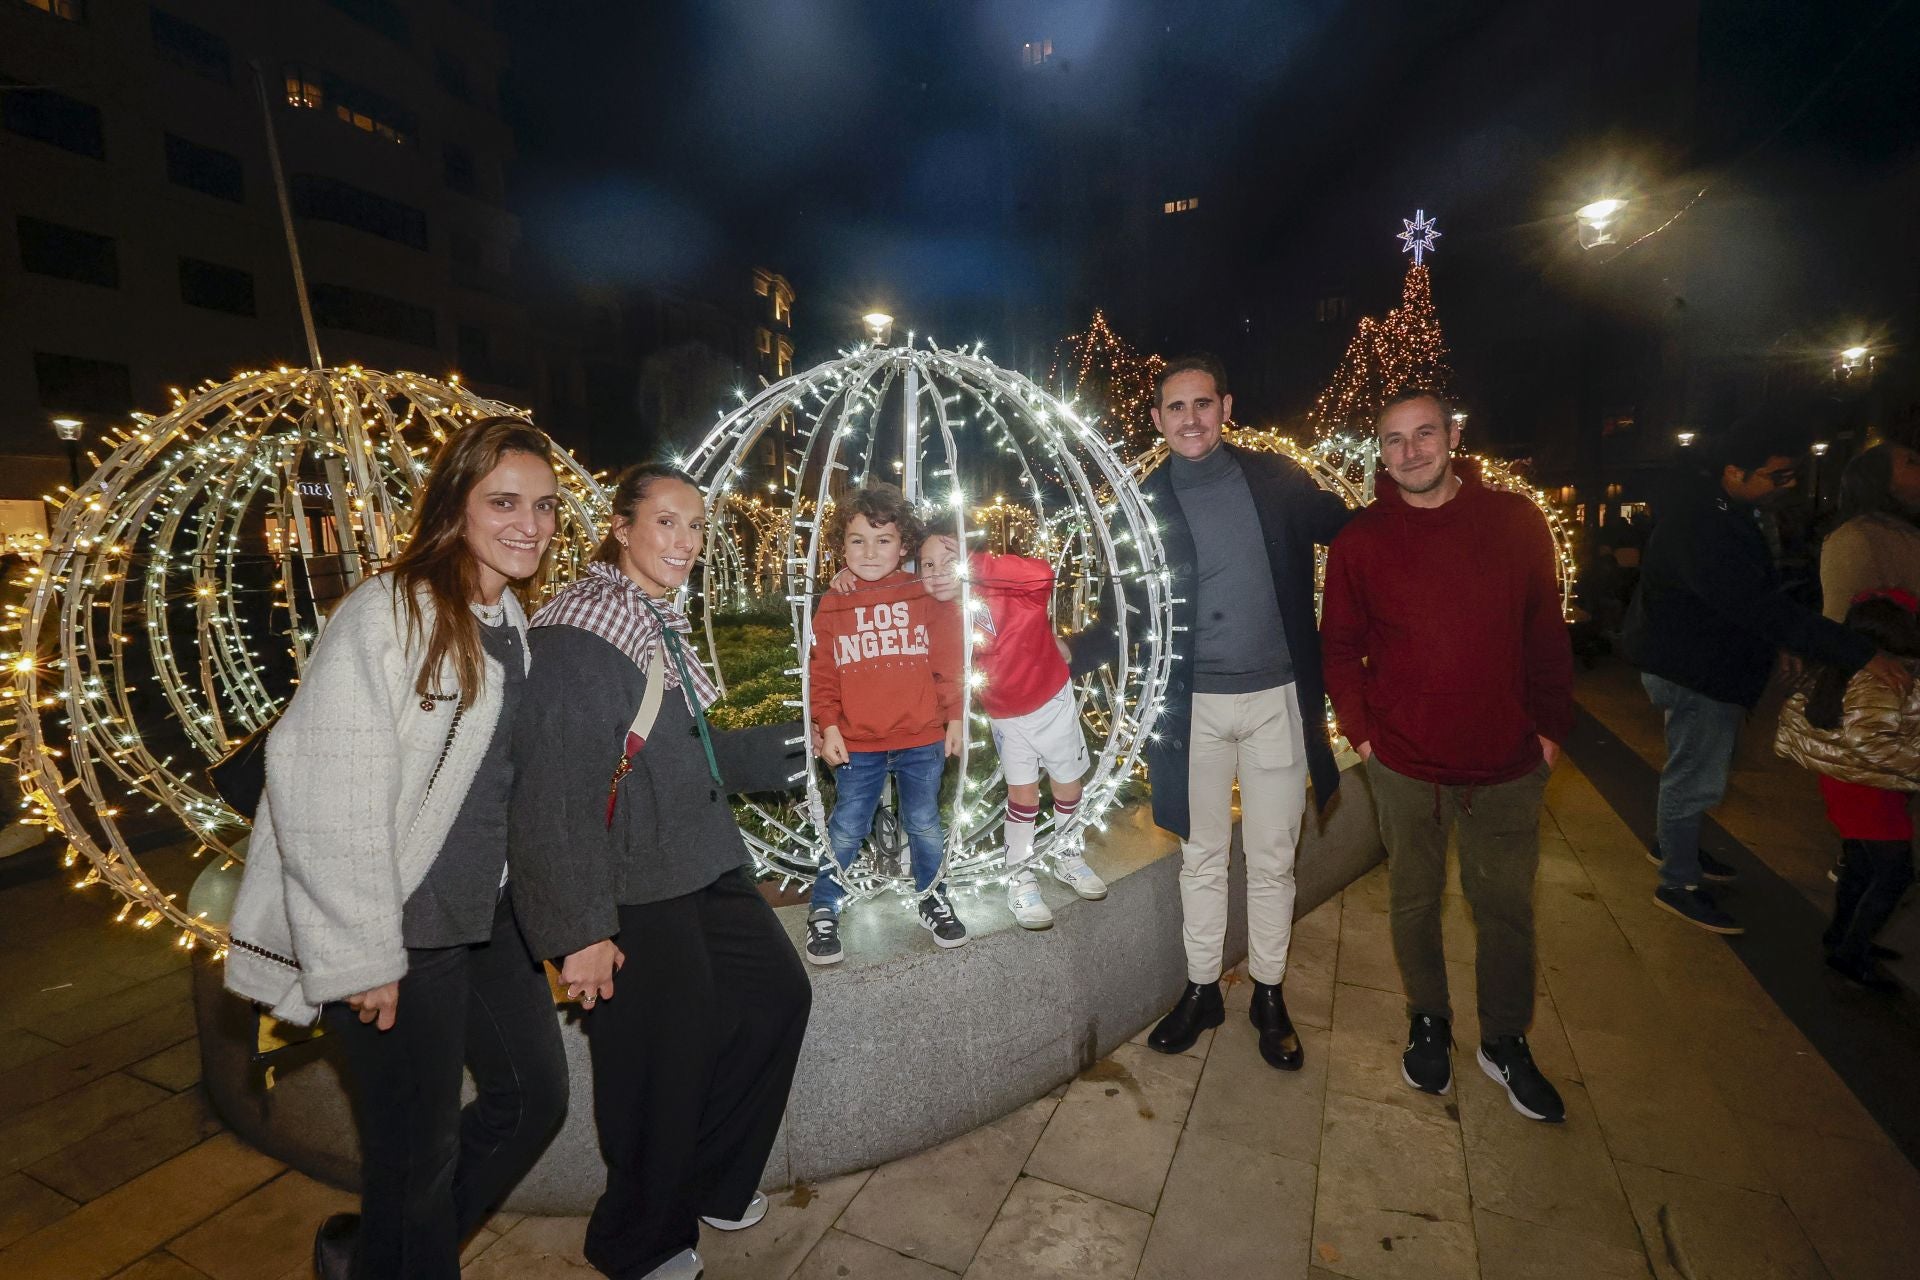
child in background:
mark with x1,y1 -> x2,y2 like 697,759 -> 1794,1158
1775,588 -> 1920,993
805,484 -> 967,965
919,534 -> 1108,928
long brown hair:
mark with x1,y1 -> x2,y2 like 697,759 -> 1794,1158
389,416 -> 556,699
592,461 -> 701,565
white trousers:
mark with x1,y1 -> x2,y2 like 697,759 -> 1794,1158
1181,684 -> 1309,986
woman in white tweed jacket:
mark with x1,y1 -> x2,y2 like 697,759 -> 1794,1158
226,419 -> 568,1280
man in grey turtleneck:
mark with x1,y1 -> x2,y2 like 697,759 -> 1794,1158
1135,355 -> 1353,1072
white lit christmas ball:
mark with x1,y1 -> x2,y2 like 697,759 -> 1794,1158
680,340 -> 1177,903
1,367 -> 606,948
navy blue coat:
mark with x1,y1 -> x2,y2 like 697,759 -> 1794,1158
1622,467 -> 1872,708
1075,443 -> 1355,839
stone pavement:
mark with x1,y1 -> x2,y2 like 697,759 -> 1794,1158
2,664 -> 1918,1278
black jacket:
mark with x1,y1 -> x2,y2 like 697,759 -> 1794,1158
506,625 -> 805,961
1622,468 -> 1873,708
1075,443 -> 1354,838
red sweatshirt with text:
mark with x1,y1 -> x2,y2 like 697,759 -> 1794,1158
809,571 -> 963,752
965,550 -> 1071,720
1320,465 -> 1575,786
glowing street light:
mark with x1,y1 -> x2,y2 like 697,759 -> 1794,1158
1576,197 -> 1627,250
51,416 -> 84,487
1835,344 -> 1873,381
1676,430 -> 1696,447
1811,441 -> 1831,457
862,312 -> 895,346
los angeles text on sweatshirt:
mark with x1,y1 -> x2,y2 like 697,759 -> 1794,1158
808,570 -> 963,751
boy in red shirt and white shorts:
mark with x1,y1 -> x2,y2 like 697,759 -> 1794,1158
919,534 -> 1107,928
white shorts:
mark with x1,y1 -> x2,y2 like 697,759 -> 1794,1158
991,682 -> 1091,787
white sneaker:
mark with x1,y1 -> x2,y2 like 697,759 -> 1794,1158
1007,875 -> 1054,929
701,1191 -> 767,1231
1050,853 -> 1108,900
641,1248 -> 703,1278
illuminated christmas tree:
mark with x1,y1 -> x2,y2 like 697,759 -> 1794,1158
1051,309 -> 1166,448
1311,211 -> 1454,438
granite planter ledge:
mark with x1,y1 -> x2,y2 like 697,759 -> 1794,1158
194,771 -> 1383,1213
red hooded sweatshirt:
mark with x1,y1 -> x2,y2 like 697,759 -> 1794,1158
809,571 -> 963,751
1320,463 -> 1574,786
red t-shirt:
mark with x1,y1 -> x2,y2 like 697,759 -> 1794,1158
963,550 -> 1071,720
808,571 -> 962,751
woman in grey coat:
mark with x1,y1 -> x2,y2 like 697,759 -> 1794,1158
509,462 -> 811,1280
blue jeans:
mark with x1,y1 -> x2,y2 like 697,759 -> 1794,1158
1642,673 -> 1746,889
811,742 -> 948,913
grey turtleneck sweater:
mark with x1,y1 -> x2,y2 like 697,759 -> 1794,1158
1169,445 -> 1293,694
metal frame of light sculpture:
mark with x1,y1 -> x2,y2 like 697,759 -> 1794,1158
680,341 -> 1176,903
1,367 -> 607,949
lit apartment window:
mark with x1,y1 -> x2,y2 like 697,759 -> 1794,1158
284,65 -> 412,145
1021,38 -> 1053,67
1163,197 -> 1200,215
752,270 -> 771,297
756,328 -> 772,355
285,67 -> 324,110
772,287 -> 791,325
776,338 -> 793,378
20,0 -> 85,20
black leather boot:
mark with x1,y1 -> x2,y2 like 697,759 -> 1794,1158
1249,981 -> 1304,1071
1147,980 -> 1224,1054
313,1212 -> 357,1280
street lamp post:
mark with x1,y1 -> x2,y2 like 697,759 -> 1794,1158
52,417 -> 84,488
1576,198 -> 1627,251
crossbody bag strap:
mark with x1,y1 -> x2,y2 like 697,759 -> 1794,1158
605,645 -> 668,828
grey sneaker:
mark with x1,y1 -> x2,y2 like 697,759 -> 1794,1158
805,909 -> 844,966
917,889 -> 969,948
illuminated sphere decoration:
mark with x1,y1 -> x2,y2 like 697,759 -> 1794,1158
680,340 -> 1177,904
1,367 -> 608,949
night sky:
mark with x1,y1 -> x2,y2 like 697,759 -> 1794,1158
498,0 -> 1919,450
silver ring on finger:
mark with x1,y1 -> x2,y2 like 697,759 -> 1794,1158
581,994 -> 598,1007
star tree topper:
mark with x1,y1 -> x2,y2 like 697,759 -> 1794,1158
1397,209 -> 1441,265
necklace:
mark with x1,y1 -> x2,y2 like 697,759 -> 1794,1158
472,599 -> 506,626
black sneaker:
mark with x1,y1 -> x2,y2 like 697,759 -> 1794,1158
805,910 -> 843,966
1826,954 -> 1902,993
1476,1036 -> 1565,1122
1646,845 -> 1737,883
917,890 -> 969,949
1401,1014 -> 1453,1095
1653,884 -> 1744,934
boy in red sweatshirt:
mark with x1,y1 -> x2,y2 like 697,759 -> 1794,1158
805,484 -> 966,964
1321,388 -> 1574,1124
918,534 -> 1108,929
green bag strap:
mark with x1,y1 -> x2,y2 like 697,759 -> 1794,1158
639,595 -> 724,790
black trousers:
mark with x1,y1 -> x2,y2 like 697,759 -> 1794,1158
583,867 -> 812,1279
323,892 -> 568,1280
1826,838 -> 1916,967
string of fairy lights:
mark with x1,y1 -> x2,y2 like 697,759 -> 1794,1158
1,368 -> 608,950
681,340 -> 1177,904
1050,309 -> 1166,450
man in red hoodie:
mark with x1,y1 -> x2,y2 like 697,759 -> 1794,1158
1321,387 -> 1575,1124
